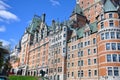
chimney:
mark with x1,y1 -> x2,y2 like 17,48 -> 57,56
42,13 -> 46,22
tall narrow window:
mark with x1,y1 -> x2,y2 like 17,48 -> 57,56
88,70 -> 91,77
111,32 -> 115,39
118,43 -> 120,50
93,38 -> 96,44
113,54 -> 117,62
109,20 -> 114,27
101,33 -> 104,40
105,32 -> 109,39
116,32 -> 120,39
112,43 -> 116,50
101,22 -> 104,29
106,43 -> 110,50
107,54 -> 111,62
94,70 -> 97,76
114,67 -> 119,76
81,70 -> 84,77
109,13 -> 112,18
88,59 -> 91,65
108,67 -> 112,76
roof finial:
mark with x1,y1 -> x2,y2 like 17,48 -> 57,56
76,0 -> 79,4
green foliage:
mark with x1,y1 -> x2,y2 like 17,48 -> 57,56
9,75 -> 38,80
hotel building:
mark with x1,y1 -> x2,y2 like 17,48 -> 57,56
11,0 -> 120,80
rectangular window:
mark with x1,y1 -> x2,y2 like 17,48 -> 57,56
81,51 -> 83,57
94,70 -> 97,76
88,41 -> 90,45
81,60 -> 84,66
81,42 -> 83,48
107,54 -> 112,62
78,52 -> 81,57
72,72 -> 74,77
101,14 -> 104,19
106,43 -> 110,50
112,43 -> 116,50
88,70 -> 91,77
94,49 -> 96,53
81,70 -> 84,77
109,13 -> 112,18
101,33 -> 104,40
119,54 -> 120,62
117,43 -> 120,50
78,71 -> 80,77
111,32 -> 115,39
94,59 -> 97,64
85,42 -> 87,46
78,43 -> 80,48
116,32 -> 120,39
108,67 -> 112,76
109,20 -> 114,27
88,49 -> 91,55
93,38 -> 96,44
78,61 -> 80,66
72,63 -> 74,67
105,32 -> 109,39
101,22 -> 104,29
68,72 -> 70,77
88,59 -> 91,65
114,67 -> 119,76
113,54 -> 117,62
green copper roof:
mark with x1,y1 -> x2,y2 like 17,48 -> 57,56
27,15 -> 42,34
89,21 -> 97,33
104,0 -> 117,12
72,4 -> 84,16
76,27 -> 84,38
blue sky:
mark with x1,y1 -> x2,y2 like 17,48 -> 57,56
0,0 -> 76,48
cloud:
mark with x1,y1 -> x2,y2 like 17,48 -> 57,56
0,0 -> 19,22
50,0 -> 60,6
0,25 -> 6,32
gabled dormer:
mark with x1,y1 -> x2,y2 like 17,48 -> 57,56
70,3 -> 86,28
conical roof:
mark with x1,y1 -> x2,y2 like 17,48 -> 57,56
103,0 -> 117,12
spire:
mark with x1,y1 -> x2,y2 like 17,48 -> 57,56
103,0 -> 118,12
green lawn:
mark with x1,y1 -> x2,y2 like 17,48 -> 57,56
9,75 -> 38,80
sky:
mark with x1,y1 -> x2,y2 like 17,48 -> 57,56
0,0 -> 76,48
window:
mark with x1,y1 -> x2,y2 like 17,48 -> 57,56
93,49 -> 96,53
101,14 -> 104,19
107,54 -> 112,62
119,54 -> 120,62
78,52 -> 81,57
68,63 -> 70,68
105,32 -> 109,39
88,59 -> 91,65
117,43 -> 120,50
78,61 -> 80,66
88,49 -> 91,55
64,28 -> 66,31
101,33 -> 104,40
88,41 -> 90,45
101,22 -> 104,29
68,72 -> 70,77
81,51 -> 83,57
81,70 -> 84,77
72,62 -> 74,67
109,13 -> 112,18
93,38 -> 96,44
78,71 -> 80,77
113,54 -> 117,62
64,34 -> 66,37
81,42 -> 83,48
94,70 -> 97,76
114,67 -> 119,76
109,20 -> 114,27
111,32 -> 115,39
85,42 -> 87,46
94,59 -> 97,64
72,54 -> 74,58
78,43 -> 80,48
116,32 -> 120,39
88,70 -> 91,77
81,60 -> 84,66
106,43 -> 110,50
72,72 -> 74,77
108,67 -> 112,76
112,43 -> 116,50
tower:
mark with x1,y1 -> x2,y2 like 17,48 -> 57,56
97,0 -> 120,80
